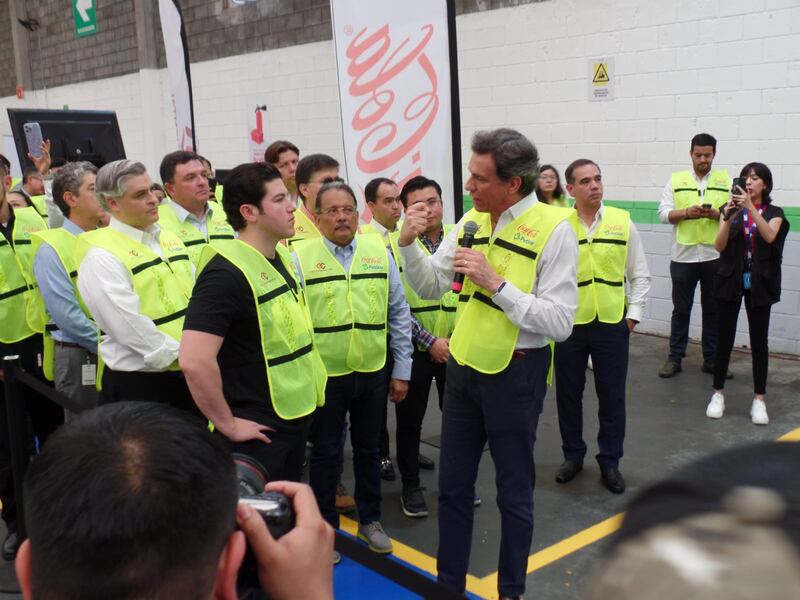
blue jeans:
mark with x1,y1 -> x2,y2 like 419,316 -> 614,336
554,319 -> 629,470
309,370 -> 386,529
437,348 -> 550,598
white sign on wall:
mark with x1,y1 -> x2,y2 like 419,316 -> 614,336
589,57 -> 614,102
330,0 -> 456,222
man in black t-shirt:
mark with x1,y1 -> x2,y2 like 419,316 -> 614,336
180,163 -> 326,482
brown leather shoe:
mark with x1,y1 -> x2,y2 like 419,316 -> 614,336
335,482 -> 356,513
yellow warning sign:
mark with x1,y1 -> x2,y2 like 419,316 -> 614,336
592,62 -> 609,85
588,57 -> 614,101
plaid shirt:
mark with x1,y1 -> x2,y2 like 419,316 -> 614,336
410,226 -> 445,351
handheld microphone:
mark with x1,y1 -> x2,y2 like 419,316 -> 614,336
452,220 -> 479,293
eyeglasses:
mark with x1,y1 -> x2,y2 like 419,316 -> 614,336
319,206 -> 357,217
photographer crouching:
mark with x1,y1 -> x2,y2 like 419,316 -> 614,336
14,402 -> 333,600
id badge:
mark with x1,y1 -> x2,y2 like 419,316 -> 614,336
743,271 -> 752,290
81,362 -> 97,387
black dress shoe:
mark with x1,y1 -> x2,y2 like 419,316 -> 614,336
601,467 -> 626,494
2,531 -> 18,561
418,454 -> 435,470
380,457 -> 396,481
555,460 -> 583,484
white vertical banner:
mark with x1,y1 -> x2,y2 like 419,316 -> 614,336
330,0 -> 456,222
158,0 -> 196,152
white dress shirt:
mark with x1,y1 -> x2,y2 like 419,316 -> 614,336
398,193 -> 578,349
77,217 -> 180,372
166,199 -> 211,239
658,171 -> 720,263
577,203 -> 651,323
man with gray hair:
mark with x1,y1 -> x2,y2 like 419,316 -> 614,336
398,128 -> 578,599
76,160 -> 196,410
32,162 -> 107,419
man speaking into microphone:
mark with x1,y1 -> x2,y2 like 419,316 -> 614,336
397,129 -> 577,600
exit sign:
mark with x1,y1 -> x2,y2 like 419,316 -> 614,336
73,0 -> 97,38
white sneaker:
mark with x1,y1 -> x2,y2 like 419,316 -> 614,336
751,399 -> 769,425
706,392 -> 725,419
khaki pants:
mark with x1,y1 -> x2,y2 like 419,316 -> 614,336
54,345 -> 99,421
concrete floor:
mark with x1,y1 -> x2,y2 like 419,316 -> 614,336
1,332 -> 797,598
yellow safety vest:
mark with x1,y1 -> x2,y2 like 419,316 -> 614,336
157,201 -> 235,264
28,195 -> 48,220
76,227 -> 194,370
449,203 -> 570,374
295,234 -> 389,376
287,206 -> 321,246
359,222 -> 379,237
214,184 -> 224,203
197,240 -> 326,419
30,228 -> 94,380
389,226 -> 458,350
0,207 -> 47,343
673,169 -> 730,245
569,207 -> 630,325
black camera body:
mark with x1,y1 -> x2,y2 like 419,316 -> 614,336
234,454 -> 294,597
239,492 -> 294,540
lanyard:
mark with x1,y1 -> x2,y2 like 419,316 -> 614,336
742,206 -> 764,263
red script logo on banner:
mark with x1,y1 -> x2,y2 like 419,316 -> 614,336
345,24 -> 440,187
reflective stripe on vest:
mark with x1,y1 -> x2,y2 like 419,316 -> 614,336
450,203 -> 570,374
673,169 -> 730,246
568,206 -> 630,325
295,234 -> 389,376
76,227 -> 194,369
28,195 -> 48,220
287,207 -> 321,247
157,201 -> 235,264
0,207 -> 47,343
389,225 -> 457,349
30,228 -> 95,380
197,240 -> 326,419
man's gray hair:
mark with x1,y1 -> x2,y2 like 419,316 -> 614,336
52,162 -> 98,218
315,180 -> 357,213
95,160 -> 148,209
471,128 -> 540,198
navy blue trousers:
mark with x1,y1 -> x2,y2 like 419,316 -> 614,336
437,347 -> 550,598
310,370 -> 386,529
554,319 -> 629,471
669,259 -> 718,363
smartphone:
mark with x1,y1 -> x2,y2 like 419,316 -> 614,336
701,203 -> 712,209
24,122 -> 44,158
731,177 -> 746,195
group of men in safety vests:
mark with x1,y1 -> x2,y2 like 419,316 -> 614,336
2,130 -> 656,598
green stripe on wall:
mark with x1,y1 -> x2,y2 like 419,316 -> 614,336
460,197 -> 800,232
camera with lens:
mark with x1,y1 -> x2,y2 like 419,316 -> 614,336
234,453 -> 294,597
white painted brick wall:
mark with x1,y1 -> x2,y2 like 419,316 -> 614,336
0,0 -> 797,352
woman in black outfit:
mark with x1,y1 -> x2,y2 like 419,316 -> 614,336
705,163 -> 789,425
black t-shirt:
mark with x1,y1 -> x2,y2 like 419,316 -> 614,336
183,253 -> 300,429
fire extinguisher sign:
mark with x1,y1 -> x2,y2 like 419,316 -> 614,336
248,102 -> 268,163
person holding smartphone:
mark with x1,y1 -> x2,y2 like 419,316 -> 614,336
657,133 -> 731,379
706,163 -> 789,424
